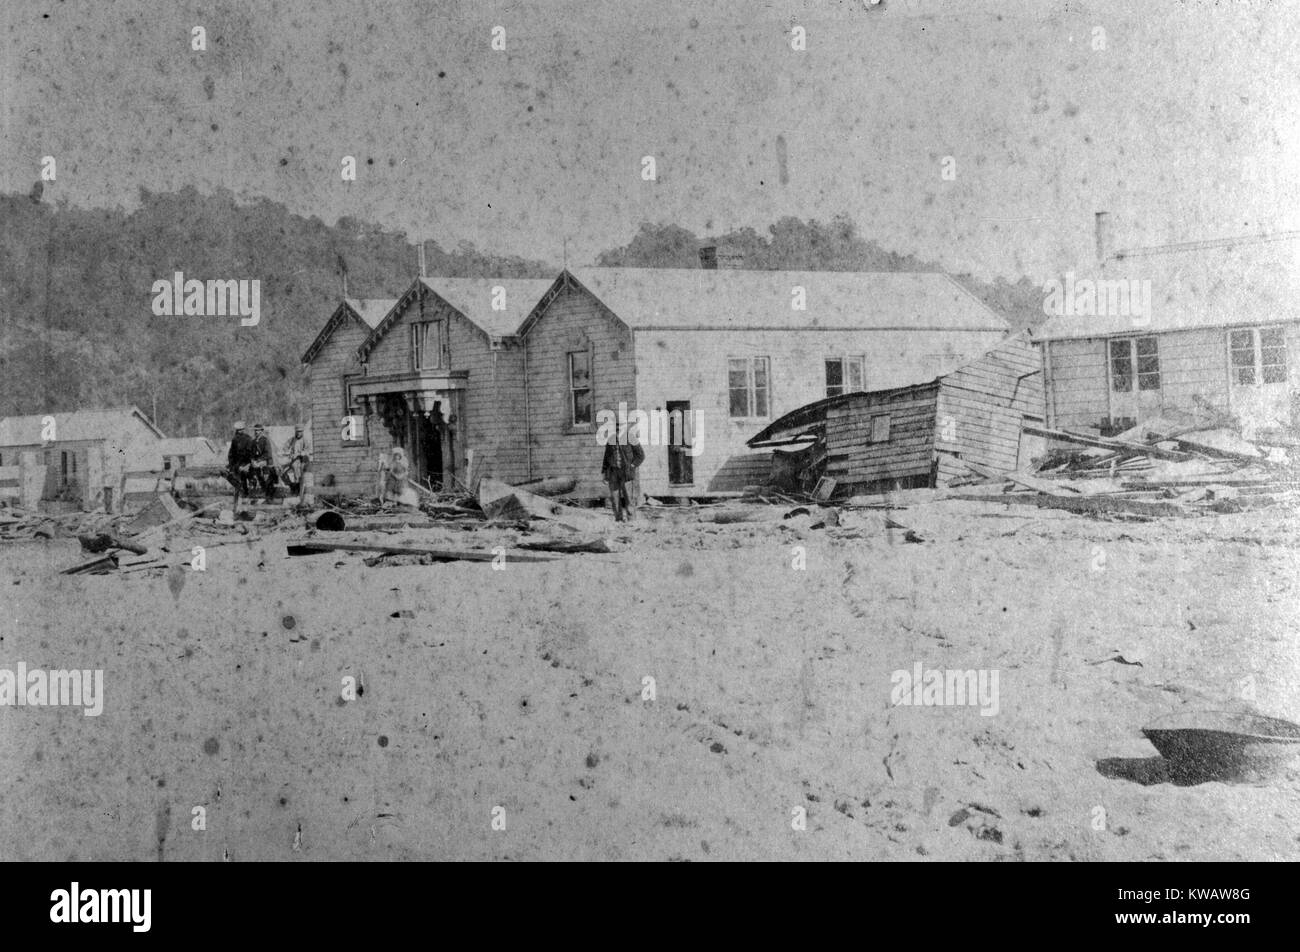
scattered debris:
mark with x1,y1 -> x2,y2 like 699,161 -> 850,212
478,477 -> 605,531
954,413 -> 1300,520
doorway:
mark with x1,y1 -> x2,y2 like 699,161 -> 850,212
666,400 -> 693,485
417,410 -> 443,491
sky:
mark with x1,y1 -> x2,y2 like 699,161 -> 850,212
3,0 -> 1299,283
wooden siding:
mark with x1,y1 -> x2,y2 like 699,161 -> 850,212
363,289 -> 529,484
1046,323 -> 1300,430
307,316 -> 394,497
934,335 -> 1044,481
1044,338 -> 1109,430
825,384 -> 940,488
523,284 -> 636,496
632,325 -> 1008,495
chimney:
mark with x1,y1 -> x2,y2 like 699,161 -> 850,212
1094,211 -> 1111,266
418,241 -> 427,279
698,245 -> 718,270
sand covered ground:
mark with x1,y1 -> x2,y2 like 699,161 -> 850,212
2,497 -> 1298,861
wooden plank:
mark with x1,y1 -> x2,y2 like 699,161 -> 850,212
1021,424 -> 1193,461
285,541 -> 557,562
1034,494 -> 1188,518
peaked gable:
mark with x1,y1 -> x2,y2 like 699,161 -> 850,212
357,276 -> 556,362
301,298 -> 398,365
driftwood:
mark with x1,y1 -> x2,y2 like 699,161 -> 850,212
285,541 -> 557,562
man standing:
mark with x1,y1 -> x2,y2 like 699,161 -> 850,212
226,420 -> 254,506
601,421 -> 645,522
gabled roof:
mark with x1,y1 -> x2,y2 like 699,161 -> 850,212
1035,244 -> 1300,341
356,276 -> 557,361
519,268 -> 1010,336
0,406 -> 165,446
301,298 -> 399,365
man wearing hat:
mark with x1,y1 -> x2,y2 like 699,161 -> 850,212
225,420 -> 254,505
282,424 -> 312,494
250,423 -> 278,498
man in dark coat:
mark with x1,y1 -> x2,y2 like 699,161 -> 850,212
601,429 -> 645,522
226,420 -> 254,504
250,423 -> 278,498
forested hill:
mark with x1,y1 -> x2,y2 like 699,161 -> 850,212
0,187 -> 553,438
0,193 -> 1044,440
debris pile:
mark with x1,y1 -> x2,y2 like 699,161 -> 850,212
956,411 -> 1300,519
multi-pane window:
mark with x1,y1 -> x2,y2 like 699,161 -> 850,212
1230,327 -> 1288,385
728,357 -> 770,419
825,356 -> 865,397
569,350 -> 592,426
1109,336 -> 1160,392
411,321 -> 445,370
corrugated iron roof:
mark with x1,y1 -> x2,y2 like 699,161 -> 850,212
1035,244 -> 1300,341
301,298 -> 399,364
346,297 -> 399,330
551,267 -> 1010,332
0,406 -> 164,446
417,277 -> 557,338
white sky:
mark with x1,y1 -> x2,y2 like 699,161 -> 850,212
3,0 -> 1298,282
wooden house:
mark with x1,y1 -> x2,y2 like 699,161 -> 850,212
302,265 -> 1012,500
1036,245 -> 1300,437
0,406 -> 165,510
515,267 -> 1012,497
302,280 -> 554,496
301,298 -> 398,496
746,335 -> 1044,494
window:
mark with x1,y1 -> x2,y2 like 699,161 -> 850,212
728,357 -> 770,419
411,321 -> 445,371
1109,336 -> 1160,392
1231,326 -> 1288,385
825,356 -> 865,397
870,414 -> 891,443
342,375 -> 370,446
569,350 -> 592,426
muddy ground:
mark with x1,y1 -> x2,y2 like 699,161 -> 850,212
2,497 -> 1298,861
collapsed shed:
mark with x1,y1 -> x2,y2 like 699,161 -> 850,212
746,335 -> 1045,496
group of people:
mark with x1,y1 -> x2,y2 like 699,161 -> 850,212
223,412 -> 644,520
226,421 -> 312,506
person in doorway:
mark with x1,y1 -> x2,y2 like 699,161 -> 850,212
377,447 -> 417,507
601,421 -> 645,522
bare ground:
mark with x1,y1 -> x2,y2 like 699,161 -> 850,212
2,498 -> 1298,861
